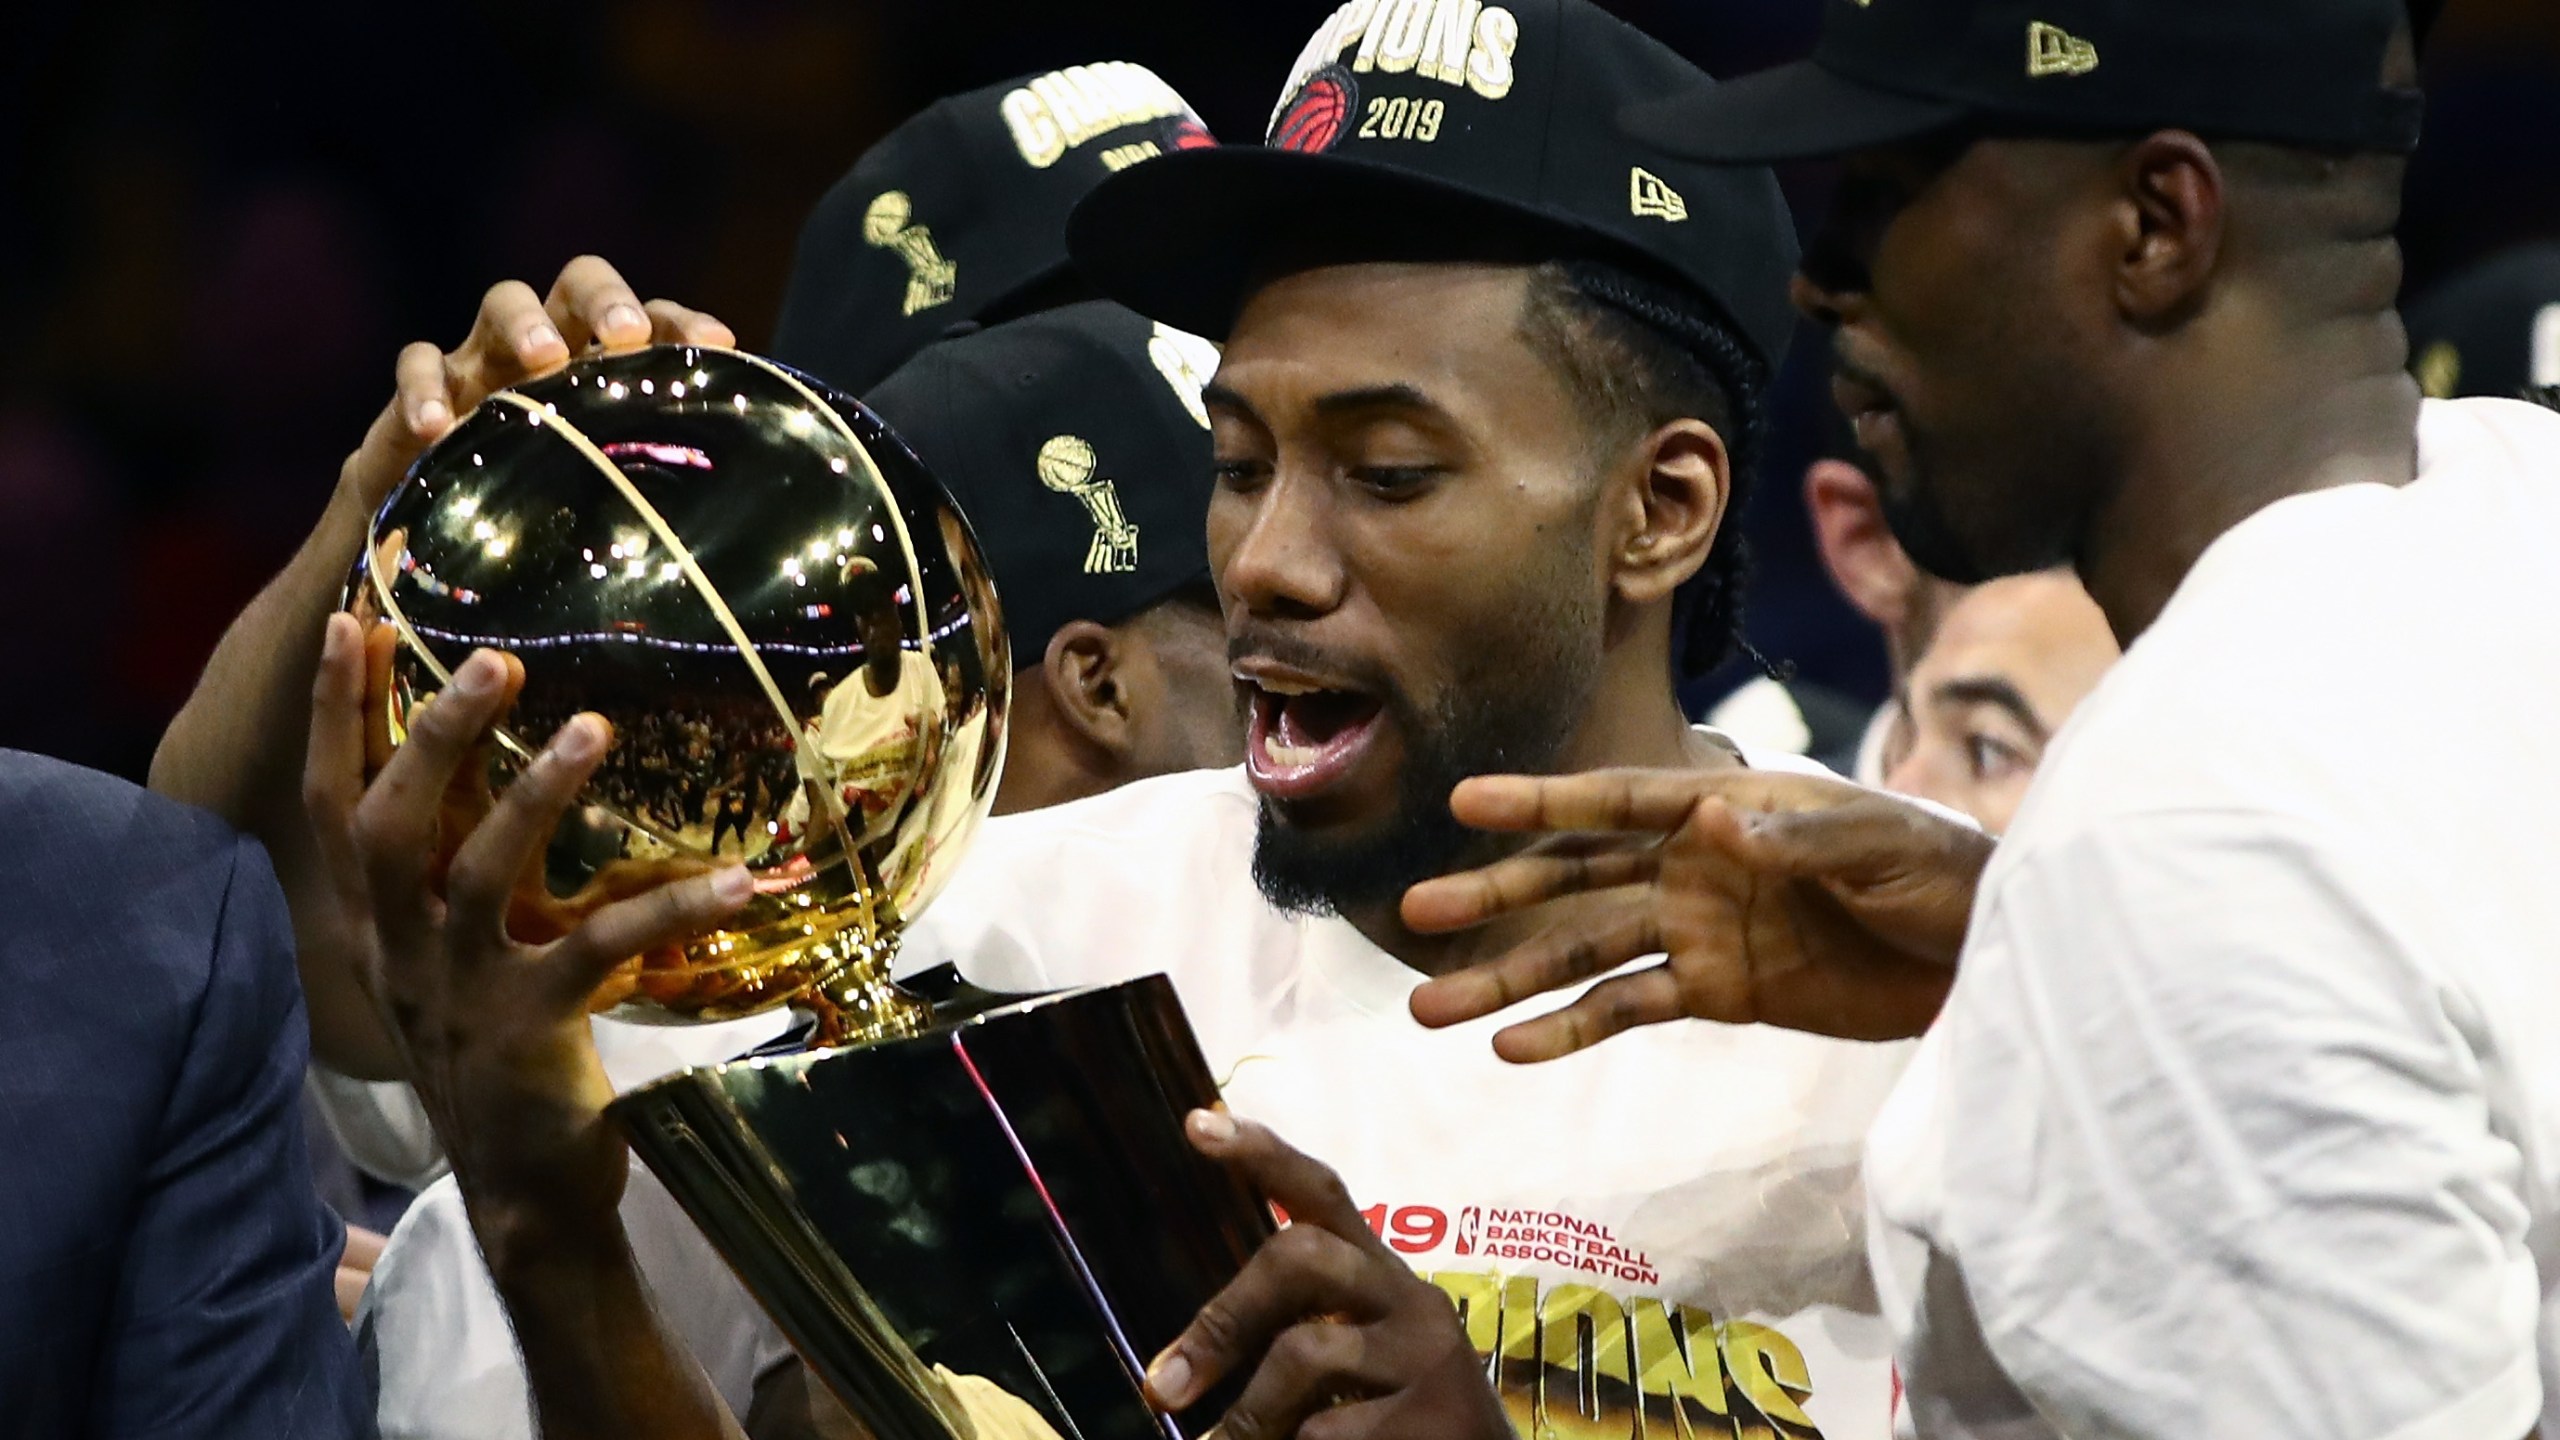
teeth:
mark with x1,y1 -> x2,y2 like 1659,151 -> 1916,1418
1256,678 -> 1324,696
1261,733 -> 1325,770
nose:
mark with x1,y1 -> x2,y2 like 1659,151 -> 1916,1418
1212,470 -> 1347,623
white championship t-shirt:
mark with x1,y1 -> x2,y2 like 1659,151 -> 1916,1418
1866,397 -> 2560,1440
365,737 -> 1914,1440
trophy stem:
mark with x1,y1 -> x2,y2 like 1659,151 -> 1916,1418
809,959 -> 934,1047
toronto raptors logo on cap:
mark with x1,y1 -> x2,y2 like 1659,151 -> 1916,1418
1272,65 -> 1357,154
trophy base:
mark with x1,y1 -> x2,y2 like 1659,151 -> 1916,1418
610,975 -> 1272,1440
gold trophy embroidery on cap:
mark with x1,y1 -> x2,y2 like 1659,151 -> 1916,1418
2027,22 -> 2099,78
863,191 -> 961,316
1037,435 -> 1141,573
1630,167 -> 1689,222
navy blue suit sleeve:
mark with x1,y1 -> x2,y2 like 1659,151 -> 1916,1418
84,834 -> 375,1440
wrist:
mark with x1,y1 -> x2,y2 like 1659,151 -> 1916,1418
470,1191 -> 630,1290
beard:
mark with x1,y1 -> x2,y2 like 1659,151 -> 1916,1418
1250,591 -> 1600,920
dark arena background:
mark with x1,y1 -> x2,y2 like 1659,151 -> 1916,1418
4,0 -> 2555,778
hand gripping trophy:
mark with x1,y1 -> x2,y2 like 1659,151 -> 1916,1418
352,345 -> 1269,1440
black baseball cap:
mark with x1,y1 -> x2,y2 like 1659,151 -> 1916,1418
770,64 -> 1217,395
864,301 -> 1219,669
2407,244 -> 2560,401
1624,0 -> 2426,165
1065,0 -> 1800,373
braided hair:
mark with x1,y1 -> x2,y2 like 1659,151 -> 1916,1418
1517,258 -> 1771,681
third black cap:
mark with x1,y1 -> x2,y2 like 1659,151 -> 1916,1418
1625,0 -> 2425,165
1066,0 -> 1799,373
864,301 -> 1219,668
771,64 -> 1216,395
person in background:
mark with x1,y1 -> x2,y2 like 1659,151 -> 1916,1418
2407,241 -> 2560,402
0,750 -> 368,1439
1878,571 -> 2117,833
1422,1 -> 2560,1436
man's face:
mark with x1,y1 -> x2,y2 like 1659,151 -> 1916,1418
1205,262 -> 1612,915
1797,135 -> 2125,585
1880,570 -> 2118,832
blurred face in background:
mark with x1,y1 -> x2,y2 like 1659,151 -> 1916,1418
1881,570 -> 2118,833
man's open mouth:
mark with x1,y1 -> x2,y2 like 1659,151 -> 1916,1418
1237,664 -> 1387,804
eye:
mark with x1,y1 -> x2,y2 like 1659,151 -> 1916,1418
1964,733 -> 2031,782
1348,465 -> 1443,498
1212,457 -> 1272,492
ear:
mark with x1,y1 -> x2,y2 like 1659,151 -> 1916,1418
1610,418 -> 1729,606
1804,458 -> 1917,628
1036,619 -> 1138,764
2111,131 -> 2225,327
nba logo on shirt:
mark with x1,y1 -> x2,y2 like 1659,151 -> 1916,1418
1454,1204 -> 1481,1256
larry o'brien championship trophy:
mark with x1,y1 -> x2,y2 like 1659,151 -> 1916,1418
352,345 -> 1272,1440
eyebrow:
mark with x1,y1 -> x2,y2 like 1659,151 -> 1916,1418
1198,380 -> 1453,426
1929,675 -> 2050,744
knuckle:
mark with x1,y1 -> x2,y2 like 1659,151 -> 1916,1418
1186,1299 -> 1247,1362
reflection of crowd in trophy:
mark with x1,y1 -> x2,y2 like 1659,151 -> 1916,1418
515,697 -> 800,857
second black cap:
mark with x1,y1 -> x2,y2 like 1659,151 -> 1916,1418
864,301 -> 1220,669
771,64 -> 1216,395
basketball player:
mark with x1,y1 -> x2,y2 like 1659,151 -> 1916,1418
1404,2 -> 2560,1436
311,3 -> 1942,1438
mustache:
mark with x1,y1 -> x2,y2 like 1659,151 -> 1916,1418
1226,626 -> 1398,702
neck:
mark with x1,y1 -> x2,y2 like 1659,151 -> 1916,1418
1340,638 -> 1735,977
2078,315 -> 2421,646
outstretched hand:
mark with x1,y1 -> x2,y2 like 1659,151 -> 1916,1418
1143,1113 -> 1509,1440
1403,768 -> 1990,1061
338,255 -> 737,517
301,612 -> 755,1238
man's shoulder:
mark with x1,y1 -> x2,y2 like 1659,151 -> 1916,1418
0,749 -> 244,871
974,765 -> 1259,855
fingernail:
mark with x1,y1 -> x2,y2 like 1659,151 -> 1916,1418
524,322 -> 564,355
415,397 -> 450,430
551,715 -> 604,763
1146,1349 -> 1193,1409
450,651 -> 502,696
712,867 -> 755,904
1188,1108 -> 1238,1144
605,304 -> 646,336
321,616 -> 350,661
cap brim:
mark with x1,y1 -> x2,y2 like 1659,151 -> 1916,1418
1621,61 -> 1970,164
1067,147 -> 1673,342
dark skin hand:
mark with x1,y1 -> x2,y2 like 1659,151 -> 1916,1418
305,611 -> 758,1440
1144,1111 -> 1511,1440
1404,768 -> 1991,1057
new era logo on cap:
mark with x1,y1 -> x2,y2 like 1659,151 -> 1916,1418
2027,22 -> 2099,78
1630,167 -> 1687,221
